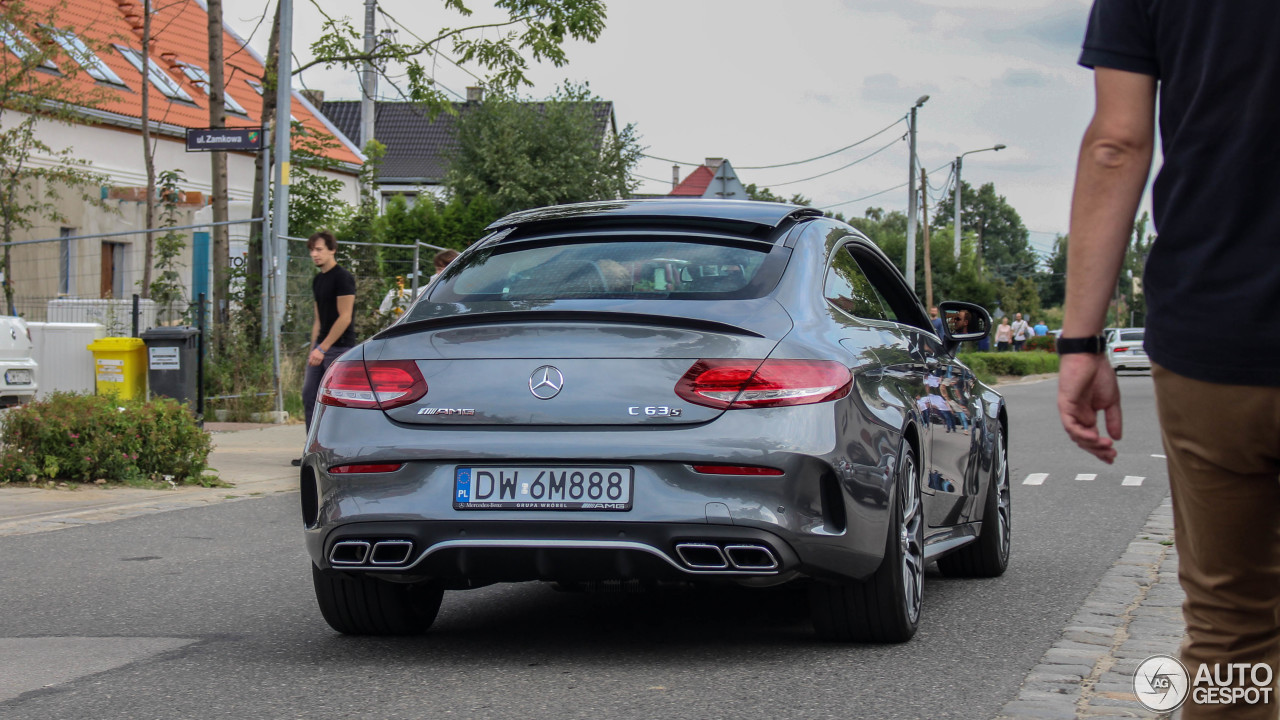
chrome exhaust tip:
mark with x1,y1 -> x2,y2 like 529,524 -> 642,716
674,543 -> 729,570
329,540 -> 371,565
369,540 -> 414,566
724,544 -> 779,571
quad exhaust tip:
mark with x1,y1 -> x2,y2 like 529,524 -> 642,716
329,540 -> 414,567
675,542 -> 778,572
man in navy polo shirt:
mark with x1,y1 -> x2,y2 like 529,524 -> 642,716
1059,3 -> 1280,717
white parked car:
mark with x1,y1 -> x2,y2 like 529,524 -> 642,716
0,316 -> 38,406
1106,327 -> 1149,372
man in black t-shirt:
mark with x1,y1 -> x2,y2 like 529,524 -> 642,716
1060,3 -> 1280,717
300,230 -> 356,443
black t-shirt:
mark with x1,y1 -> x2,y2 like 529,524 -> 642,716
1081,1 -> 1280,386
313,264 -> 357,348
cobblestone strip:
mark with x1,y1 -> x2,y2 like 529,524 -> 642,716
998,497 -> 1183,720
0,478 -> 298,538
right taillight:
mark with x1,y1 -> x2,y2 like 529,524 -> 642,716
675,359 -> 852,409
319,360 -> 427,410
1112,346 -> 1128,353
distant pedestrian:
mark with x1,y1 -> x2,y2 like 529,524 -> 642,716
295,231 -> 356,466
1010,312 -> 1031,350
1034,319 -> 1048,337
1061,3 -> 1280,717
995,317 -> 1013,351
930,305 -> 945,338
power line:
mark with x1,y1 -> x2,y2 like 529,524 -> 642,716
765,133 -> 905,188
640,114 -> 907,170
818,159 -> 955,211
736,117 -> 905,169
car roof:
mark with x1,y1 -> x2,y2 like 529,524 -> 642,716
485,199 -> 823,233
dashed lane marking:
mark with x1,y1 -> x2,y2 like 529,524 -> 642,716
1076,473 -> 1097,481
1122,475 -> 1146,486
1152,454 -> 1167,459
1022,473 -> 1048,486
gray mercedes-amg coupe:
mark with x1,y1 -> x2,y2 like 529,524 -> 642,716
301,199 -> 1010,643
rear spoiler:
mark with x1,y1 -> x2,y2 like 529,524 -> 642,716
373,310 -> 765,342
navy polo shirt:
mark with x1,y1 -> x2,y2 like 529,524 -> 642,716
1081,0 -> 1280,386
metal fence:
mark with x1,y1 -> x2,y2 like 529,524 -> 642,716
1,221 -> 451,419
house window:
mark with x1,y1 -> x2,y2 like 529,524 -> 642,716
46,27 -> 125,85
0,21 -> 58,71
179,62 -> 247,116
115,45 -> 193,102
59,227 -> 76,296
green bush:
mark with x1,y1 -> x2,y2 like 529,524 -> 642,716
0,393 -> 214,486
959,351 -> 1060,379
1025,334 -> 1056,352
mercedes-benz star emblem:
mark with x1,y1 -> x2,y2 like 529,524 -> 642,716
529,365 -> 564,400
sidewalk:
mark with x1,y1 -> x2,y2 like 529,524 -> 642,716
0,422 -> 305,538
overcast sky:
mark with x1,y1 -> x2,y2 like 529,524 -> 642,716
222,0 -> 1110,259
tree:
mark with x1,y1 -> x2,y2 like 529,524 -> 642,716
932,181 -> 1038,282
301,0 -> 607,118
1039,234 -> 1068,308
744,183 -> 811,206
445,83 -> 641,216
0,0 -> 112,312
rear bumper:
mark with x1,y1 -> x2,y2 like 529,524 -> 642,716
1108,354 -> 1150,369
301,403 -> 903,583
0,358 -> 37,400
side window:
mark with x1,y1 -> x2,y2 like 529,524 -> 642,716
825,246 -> 890,321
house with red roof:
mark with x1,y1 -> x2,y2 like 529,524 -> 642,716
669,158 -> 748,200
0,0 -> 361,313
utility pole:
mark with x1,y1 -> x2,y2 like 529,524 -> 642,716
953,155 -> 963,263
904,95 -> 928,292
921,166 -> 933,309
207,0 -> 229,326
271,0 -> 293,416
360,0 -> 377,149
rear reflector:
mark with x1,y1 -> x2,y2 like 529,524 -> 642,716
675,359 -> 852,409
329,463 -> 405,474
319,360 -> 427,410
691,464 -> 784,476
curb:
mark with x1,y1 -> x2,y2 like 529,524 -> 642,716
998,497 -> 1181,719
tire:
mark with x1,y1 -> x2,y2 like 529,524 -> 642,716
937,420 -> 1011,578
311,564 -> 444,635
810,443 -> 924,643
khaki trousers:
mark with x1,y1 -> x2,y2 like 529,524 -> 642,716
1153,364 -> 1280,719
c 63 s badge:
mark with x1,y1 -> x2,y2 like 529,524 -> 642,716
628,406 -> 682,417
418,408 -> 475,416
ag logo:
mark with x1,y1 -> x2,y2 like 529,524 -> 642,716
1134,654 -> 1189,712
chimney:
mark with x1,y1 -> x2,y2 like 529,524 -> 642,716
466,86 -> 484,103
300,89 -> 325,107
705,157 -> 724,170
672,164 -> 680,191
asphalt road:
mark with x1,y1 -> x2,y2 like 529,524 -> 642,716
0,373 -> 1170,720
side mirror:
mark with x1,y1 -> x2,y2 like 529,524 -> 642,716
939,301 -> 992,350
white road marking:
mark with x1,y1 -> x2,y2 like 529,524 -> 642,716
1076,473 -> 1097,481
1122,476 -> 1146,486
1151,454 -> 1166,459
1022,473 -> 1048,486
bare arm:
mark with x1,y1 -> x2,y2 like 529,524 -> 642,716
311,304 -> 321,347
1058,67 -> 1156,463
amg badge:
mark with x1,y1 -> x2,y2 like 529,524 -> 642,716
417,408 -> 476,416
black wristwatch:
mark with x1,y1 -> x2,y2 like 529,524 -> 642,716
1056,334 -> 1107,355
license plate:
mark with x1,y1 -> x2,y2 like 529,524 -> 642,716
5,369 -> 31,385
454,466 -> 633,510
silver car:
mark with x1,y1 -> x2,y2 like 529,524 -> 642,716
1106,328 -> 1149,371
302,200 -> 1010,643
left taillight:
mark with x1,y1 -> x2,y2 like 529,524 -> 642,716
675,358 -> 852,410
319,360 -> 427,410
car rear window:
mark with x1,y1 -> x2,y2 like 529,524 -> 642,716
424,239 -> 779,303
1119,330 -> 1144,342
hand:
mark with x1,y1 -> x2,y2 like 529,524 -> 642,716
307,346 -> 325,367
1057,353 -> 1122,463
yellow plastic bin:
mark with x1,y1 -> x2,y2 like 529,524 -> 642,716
87,337 -> 147,401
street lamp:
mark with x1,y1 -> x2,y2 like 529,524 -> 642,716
904,95 -> 929,290
953,143 -> 1006,261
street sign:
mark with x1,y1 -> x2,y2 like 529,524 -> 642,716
185,127 -> 264,152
